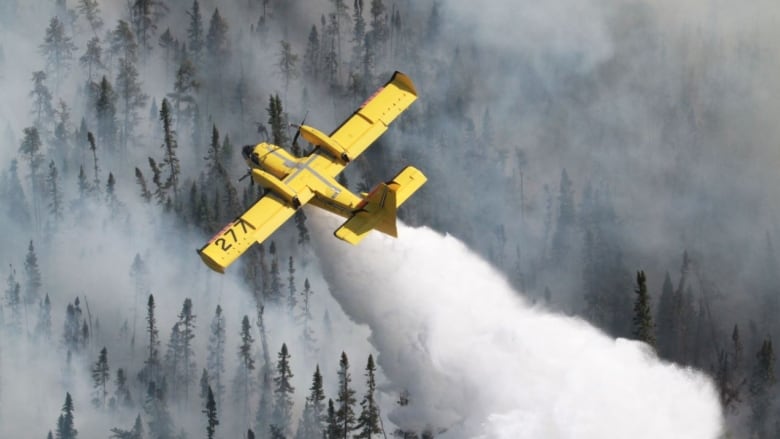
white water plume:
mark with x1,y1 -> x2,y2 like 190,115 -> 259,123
308,210 -> 723,438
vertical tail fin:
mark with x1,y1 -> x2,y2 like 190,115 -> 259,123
334,166 -> 426,244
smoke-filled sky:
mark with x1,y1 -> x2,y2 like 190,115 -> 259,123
2,0 -> 780,437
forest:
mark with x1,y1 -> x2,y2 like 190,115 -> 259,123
1,0 -> 780,437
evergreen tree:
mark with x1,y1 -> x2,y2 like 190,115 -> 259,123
113,368 -> 133,409
296,365 -> 326,439
207,304 -> 226,407
77,0 -> 103,35
295,210 -> 310,245
29,71 -> 55,132
5,267 -> 22,336
287,257 -> 297,318
19,127 -> 45,226
302,25 -> 321,82
205,8 -> 229,68
56,392 -> 77,439
159,98 -> 180,202
300,278 -> 316,355
177,298 -> 196,401
39,17 -> 77,91
95,76 -> 117,150
131,0 -> 168,57
336,352 -> 357,438
631,270 -> 656,348
144,381 -> 175,439
35,293 -> 52,341
62,301 -> 82,353
266,95 -> 289,148
325,398 -> 339,439
24,240 -> 42,306
203,385 -> 219,439
109,414 -> 144,439
109,20 -> 139,67
749,338 -> 775,438
139,294 -> 161,386
168,58 -> 198,124
158,28 -> 176,81
46,160 -> 64,222
115,54 -> 147,153
234,314 -> 256,424
79,37 -> 104,82
272,343 -> 295,436
267,241 -> 283,304
91,346 -> 110,408
356,355 -> 381,438
550,168 -> 575,266
277,40 -> 299,93
186,0 -> 204,65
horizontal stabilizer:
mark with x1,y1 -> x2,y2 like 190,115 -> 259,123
334,166 -> 426,245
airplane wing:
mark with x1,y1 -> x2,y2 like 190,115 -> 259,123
198,194 -> 296,273
306,71 -> 418,177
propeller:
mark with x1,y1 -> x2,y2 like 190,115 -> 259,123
290,111 -> 308,156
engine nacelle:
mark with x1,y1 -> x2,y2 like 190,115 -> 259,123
251,169 -> 302,208
299,125 -> 351,163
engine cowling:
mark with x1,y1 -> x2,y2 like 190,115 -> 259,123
299,125 -> 350,163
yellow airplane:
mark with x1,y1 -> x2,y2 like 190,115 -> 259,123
198,71 -> 427,273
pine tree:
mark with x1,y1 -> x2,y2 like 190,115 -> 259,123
631,270 -> 656,348
5,267 -> 22,336
267,241 -> 283,304
24,240 -> 42,306
159,98 -> 180,202
168,59 -> 198,125
35,293 -> 52,340
296,365 -> 326,439
91,347 -> 110,408
355,355 -> 381,438
205,8 -> 229,68
113,368 -> 133,409
204,385 -> 219,439
56,392 -> 77,439
302,25 -> 321,82
749,338 -> 775,437
109,414 -> 144,439
287,257 -> 298,318
300,278 -> 317,355
95,76 -> 117,150
207,304 -> 226,407
19,127 -> 45,226
336,352 -> 357,438
29,71 -> 55,132
139,294 -> 161,386
40,17 -> 77,91
273,343 -> 295,436
186,0 -> 204,65
77,0 -> 103,35
177,298 -> 196,401
109,20 -> 139,67
277,40 -> 299,93
266,95 -> 289,148
131,0 -> 168,57
115,54 -> 147,153
79,37 -> 104,82
326,398 -> 339,439
144,381 -> 175,439
234,314 -> 256,423
295,210 -> 310,245
46,160 -> 64,222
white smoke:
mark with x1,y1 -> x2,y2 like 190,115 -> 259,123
308,209 -> 723,438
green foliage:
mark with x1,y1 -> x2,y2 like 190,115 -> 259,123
631,271 -> 656,348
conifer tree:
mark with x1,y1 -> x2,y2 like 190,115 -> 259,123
159,98 -> 180,202
113,368 -> 133,409
336,352 -> 357,438
296,365 -> 326,439
77,165 -> 90,200
186,0 -> 204,65
356,355 -> 381,438
131,0 -> 168,57
632,270 -> 656,348
115,54 -> 147,153
168,58 -> 198,125
287,257 -> 298,318
277,40 -> 299,93
749,338 -> 775,437
24,240 -> 42,306
266,95 -> 289,148
95,76 -> 117,150
302,25 -> 321,82
79,37 -> 104,82
56,392 -> 77,439
144,381 -> 175,439
109,414 -> 144,439
300,278 -> 317,355
4,160 -> 32,226
267,241 -> 283,304
207,304 -> 226,406
295,210 -> 310,245
5,267 -> 22,336
550,168 -> 575,266
40,17 -> 77,91
91,347 -> 110,408
204,385 -> 219,439
35,293 -> 52,341
139,294 -> 161,386
273,343 -> 295,436
234,314 -> 256,424
109,20 -> 139,67
29,71 -> 55,133
20,127 -> 45,225
326,398 -> 339,439
77,0 -> 103,36
205,8 -> 229,68
47,160 -> 64,222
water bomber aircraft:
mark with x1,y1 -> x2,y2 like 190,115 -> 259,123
198,71 -> 427,273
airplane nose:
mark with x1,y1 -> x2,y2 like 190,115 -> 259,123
241,145 -> 253,160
